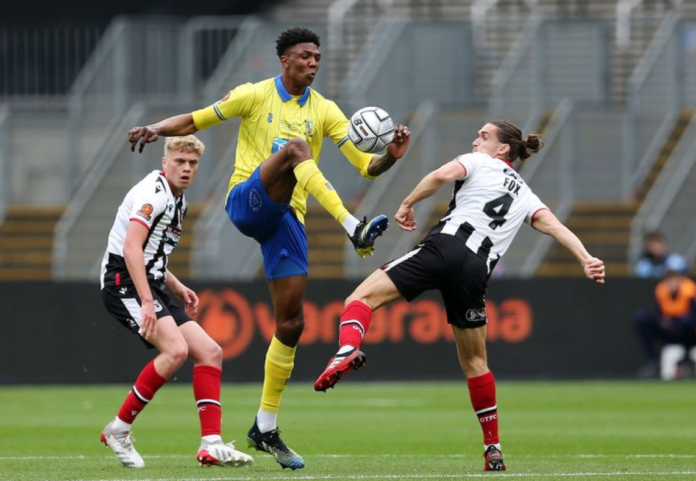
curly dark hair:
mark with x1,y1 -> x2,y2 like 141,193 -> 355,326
275,27 -> 321,57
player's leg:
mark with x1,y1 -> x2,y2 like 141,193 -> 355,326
443,243 -> 505,472
247,274 -> 306,470
181,322 -> 253,467
314,269 -> 402,392
260,137 -> 388,257
315,241 -> 441,392
101,312 -> 187,468
450,325 -> 505,471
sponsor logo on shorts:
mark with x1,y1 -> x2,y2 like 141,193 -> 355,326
465,308 -> 487,323
119,287 -> 128,296
137,203 -> 154,221
153,300 -> 163,313
249,189 -> 263,212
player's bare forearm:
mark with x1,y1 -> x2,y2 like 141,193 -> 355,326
123,244 -> 154,303
151,114 -> 197,137
164,269 -> 181,291
129,113 -> 197,153
401,172 -> 446,208
402,160 -> 466,208
367,124 -> 411,176
367,153 -> 398,177
533,210 -> 605,283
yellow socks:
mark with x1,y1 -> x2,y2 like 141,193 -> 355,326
294,160 -> 350,223
260,336 -> 296,415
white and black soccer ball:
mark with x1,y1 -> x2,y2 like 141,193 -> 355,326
348,107 -> 395,154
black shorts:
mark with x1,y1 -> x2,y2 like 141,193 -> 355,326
101,283 -> 193,349
382,234 -> 490,329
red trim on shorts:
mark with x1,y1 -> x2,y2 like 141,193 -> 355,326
530,208 -> 550,227
115,272 -> 121,286
130,217 -> 151,230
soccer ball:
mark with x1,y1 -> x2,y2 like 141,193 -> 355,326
348,107 -> 395,154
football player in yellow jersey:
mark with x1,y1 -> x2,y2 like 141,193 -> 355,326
128,27 -> 410,470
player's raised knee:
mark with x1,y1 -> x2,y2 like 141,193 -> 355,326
284,137 -> 311,165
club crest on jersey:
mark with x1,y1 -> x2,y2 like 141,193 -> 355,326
304,119 -> 314,139
465,308 -> 487,323
137,204 -> 154,221
267,113 -> 273,123
249,189 -> 263,212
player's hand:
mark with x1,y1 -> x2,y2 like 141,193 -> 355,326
395,203 -> 416,231
139,300 -> 158,340
177,285 -> 199,317
583,256 -> 605,284
128,125 -> 159,153
386,124 -> 411,160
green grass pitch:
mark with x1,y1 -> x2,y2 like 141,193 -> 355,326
0,381 -> 694,480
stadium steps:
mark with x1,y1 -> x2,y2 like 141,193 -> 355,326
634,109 -> 694,201
305,203 -> 357,278
537,202 -> 638,277
166,203 -> 203,281
0,205 -> 64,280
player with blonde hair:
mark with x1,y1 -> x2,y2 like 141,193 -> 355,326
99,135 -> 253,469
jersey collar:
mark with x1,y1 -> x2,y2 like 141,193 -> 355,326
274,75 -> 311,107
496,157 -> 515,169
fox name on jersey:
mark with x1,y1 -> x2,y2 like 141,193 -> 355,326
431,152 -> 548,267
100,170 -> 187,288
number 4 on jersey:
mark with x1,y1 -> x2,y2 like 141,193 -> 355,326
483,194 -> 513,229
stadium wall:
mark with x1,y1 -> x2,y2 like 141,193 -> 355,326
2,279 -> 653,384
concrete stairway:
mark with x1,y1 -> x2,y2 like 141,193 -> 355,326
537,202 -> 637,277
0,206 -> 63,280
305,203 -> 356,278
634,110 -> 694,201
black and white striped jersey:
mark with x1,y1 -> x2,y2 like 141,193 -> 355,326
430,152 -> 548,267
100,170 -> 187,289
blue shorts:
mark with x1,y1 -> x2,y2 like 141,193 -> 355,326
225,165 -> 308,280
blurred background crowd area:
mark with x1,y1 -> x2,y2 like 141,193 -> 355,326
1,0 -> 695,283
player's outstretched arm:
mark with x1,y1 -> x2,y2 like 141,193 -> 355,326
395,160 -> 466,231
128,113 -> 197,153
367,124 -> 411,177
532,209 -> 606,284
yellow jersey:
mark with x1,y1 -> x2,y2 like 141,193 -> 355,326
191,76 -> 374,224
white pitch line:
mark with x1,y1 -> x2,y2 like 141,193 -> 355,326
43,471 -> 696,481
1,453 -> 695,461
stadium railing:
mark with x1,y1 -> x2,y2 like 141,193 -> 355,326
341,18 -> 474,129
629,113 -> 696,267
0,104 -> 8,227
53,104 -> 146,279
489,16 -> 610,124
507,98 -> 575,277
0,24 -> 104,100
623,11 -> 681,196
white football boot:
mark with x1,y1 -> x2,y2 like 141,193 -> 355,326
197,439 -> 254,467
101,421 -> 144,468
